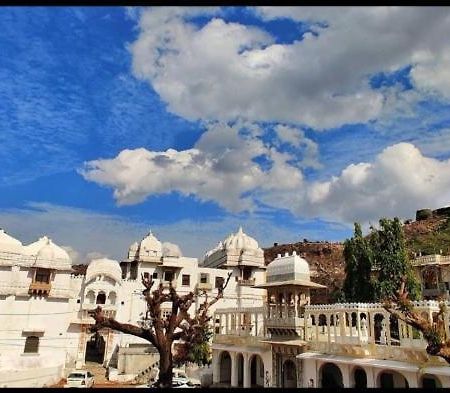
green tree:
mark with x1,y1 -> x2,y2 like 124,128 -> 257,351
342,223 -> 375,302
371,217 -> 421,301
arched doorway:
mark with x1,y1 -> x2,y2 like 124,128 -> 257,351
353,367 -> 367,388
85,332 -> 106,363
282,360 -> 297,388
250,354 -> 264,387
96,292 -> 106,305
421,374 -> 442,388
219,351 -> 231,384
378,371 -> 409,388
320,363 -> 343,388
236,353 -> 244,387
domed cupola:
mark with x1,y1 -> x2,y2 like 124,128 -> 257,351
0,228 -> 23,253
138,230 -> 162,260
26,236 -> 72,270
267,251 -> 311,283
86,257 -> 122,284
203,227 -> 264,268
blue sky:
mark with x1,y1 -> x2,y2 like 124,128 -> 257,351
1,6 -> 450,262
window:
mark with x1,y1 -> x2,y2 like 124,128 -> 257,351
130,262 -> 138,280
182,274 -> 190,286
164,271 -> 174,282
200,273 -> 209,284
120,263 -> 127,279
35,268 -> 50,283
215,276 -> 224,288
143,272 -> 150,280
152,272 -> 158,279
24,336 -> 39,354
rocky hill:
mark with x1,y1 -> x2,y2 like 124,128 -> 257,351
263,206 -> 450,304
263,240 -> 345,304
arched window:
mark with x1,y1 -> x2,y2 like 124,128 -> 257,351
24,336 -> 39,353
108,292 -> 117,306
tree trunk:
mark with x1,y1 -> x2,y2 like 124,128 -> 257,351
157,342 -> 173,388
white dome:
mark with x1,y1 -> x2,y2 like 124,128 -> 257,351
86,257 -> 122,284
162,242 -> 182,258
139,230 -> 162,257
223,227 -> 260,251
0,229 -> 23,253
27,236 -> 72,270
267,251 -> 311,283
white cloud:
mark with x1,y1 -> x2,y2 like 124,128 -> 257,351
302,142 -> 450,223
129,6 -> 450,129
0,202 -> 333,261
80,122 -> 304,213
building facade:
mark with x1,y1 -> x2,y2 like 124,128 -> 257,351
211,252 -> 450,388
0,226 -> 266,387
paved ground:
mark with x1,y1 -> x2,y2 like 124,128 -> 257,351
50,361 -> 137,388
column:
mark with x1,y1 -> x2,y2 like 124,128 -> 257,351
368,312 -> 375,344
444,313 -> 450,339
365,367 -> 375,388
333,313 -> 338,343
326,314 -> 331,348
408,325 -> 413,342
254,312 -> 258,336
348,313 -> 353,340
284,290 -> 288,319
231,353 -> 238,387
385,314 -> 391,346
315,314 -> 319,342
212,351 -> 220,384
341,364 -> 350,388
356,312 -> 361,344
225,312 -> 229,334
294,292 -> 299,318
243,354 -> 251,388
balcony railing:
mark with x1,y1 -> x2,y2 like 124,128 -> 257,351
29,281 -> 51,295
237,278 -> 255,286
161,280 -> 177,289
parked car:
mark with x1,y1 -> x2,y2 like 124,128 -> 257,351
64,370 -> 95,388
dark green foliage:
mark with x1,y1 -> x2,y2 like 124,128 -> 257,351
188,325 -> 213,366
342,223 -> 375,302
371,218 -> 421,301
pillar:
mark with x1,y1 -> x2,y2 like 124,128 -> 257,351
356,312 -> 361,344
294,292 -> 299,318
315,314 -> 319,342
385,314 -> 391,346
365,367 -> 375,388
369,312 -> 375,344
231,353 -> 238,387
341,364 -> 350,388
333,313 -> 337,343
243,354 -> 251,388
213,351 -> 220,384
225,312 -> 229,334
326,315 -> 331,348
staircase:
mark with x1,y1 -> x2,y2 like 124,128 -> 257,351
132,360 -> 160,385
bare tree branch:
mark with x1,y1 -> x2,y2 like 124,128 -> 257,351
383,279 -> 450,364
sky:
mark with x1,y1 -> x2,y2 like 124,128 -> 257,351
1,6 -> 450,263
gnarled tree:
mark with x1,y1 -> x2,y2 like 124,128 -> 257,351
88,272 -> 232,387
384,279 -> 450,364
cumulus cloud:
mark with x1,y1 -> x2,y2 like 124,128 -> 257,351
80,123 -> 304,212
129,6 -> 450,129
303,143 -> 450,223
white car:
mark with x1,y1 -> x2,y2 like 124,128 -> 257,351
64,370 -> 95,388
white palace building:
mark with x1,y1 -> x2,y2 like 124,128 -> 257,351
1,225 -> 450,387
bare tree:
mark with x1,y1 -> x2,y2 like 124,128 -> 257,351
383,279 -> 450,364
89,272 -> 232,387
